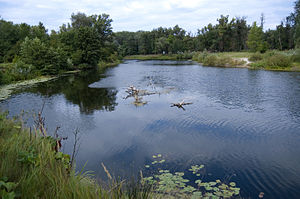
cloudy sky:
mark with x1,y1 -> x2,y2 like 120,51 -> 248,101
0,0 -> 295,33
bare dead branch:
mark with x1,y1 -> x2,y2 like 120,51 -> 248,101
70,128 -> 80,168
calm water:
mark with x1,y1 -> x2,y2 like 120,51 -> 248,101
1,60 -> 300,198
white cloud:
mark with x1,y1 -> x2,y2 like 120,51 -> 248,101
0,0 -> 295,33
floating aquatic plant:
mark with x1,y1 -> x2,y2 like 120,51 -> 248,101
143,154 -> 240,198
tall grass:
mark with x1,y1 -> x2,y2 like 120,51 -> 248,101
124,53 -> 194,61
0,112 -> 152,199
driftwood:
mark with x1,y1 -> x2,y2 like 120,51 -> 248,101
171,100 -> 193,110
124,85 -> 157,107
124,86 -> 155,99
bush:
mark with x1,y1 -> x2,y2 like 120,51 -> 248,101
0,70 -> 3,85
251,53 -> 292,68
249,53 -> 263,61
192,51 -> 208,63
203,55 -> 218,66
0,61 -> 40,85
265,54 -> 292,68
176,52 -> 194,60
20,37 -> 68,75
291,48 -> 300,62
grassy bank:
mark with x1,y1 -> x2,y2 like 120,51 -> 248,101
192,52 -> 248,68
192,50 -> 300,71
124,53 -> 193,61
125,51 -> 300,72
98,59 -> 123,69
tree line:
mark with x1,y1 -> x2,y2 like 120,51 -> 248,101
1,1 -> 300,84
116,0 -> 300,56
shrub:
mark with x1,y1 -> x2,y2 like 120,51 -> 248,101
0,70 -> 3,85
265,54 -> 292,68
203,55 -> 218,66
291,48 -> 300,62
192,51 -> 208,63
176,52 -> 194,60
249,53 -> 263,61
251,53 -> 292,68
20,37 -> 68,75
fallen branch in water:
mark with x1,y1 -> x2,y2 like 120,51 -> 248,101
171,100 -> 193,110
124,85 -> 155,99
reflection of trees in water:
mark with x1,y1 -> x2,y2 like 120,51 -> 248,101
24,70 -> 118,114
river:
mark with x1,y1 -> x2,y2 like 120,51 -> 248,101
1,60 -> 300,198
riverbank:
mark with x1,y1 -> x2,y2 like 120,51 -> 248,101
124,51 -> 300,72
124,54 -> 192,61
192,51 -> 300,72
0,76 -> 58,101
0,59 -> 123,101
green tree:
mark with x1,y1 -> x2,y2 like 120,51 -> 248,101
247,22 -> 268,52
20,37 -> 67,74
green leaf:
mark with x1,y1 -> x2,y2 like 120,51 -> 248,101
209,182 -> 217,186
55,152 -> 64,159
3,182 -> 17,192
175,172 -> 184,176
229,182 -> 236,187
145,165 -> 150,168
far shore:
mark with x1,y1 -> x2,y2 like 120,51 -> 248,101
125,52 -> 300,72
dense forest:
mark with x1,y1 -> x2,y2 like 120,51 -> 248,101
0,0 -> 300,84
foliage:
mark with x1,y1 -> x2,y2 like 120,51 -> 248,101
249,52 -> 263,61
143,154 -> 240,198
291,48 -> 300,62
0,61 -> 40,85
0,177 -> 17,199
247,22 -> 268,53
19,37 -> 68,75
192,51 -> 246,67
250,51 -> 292,68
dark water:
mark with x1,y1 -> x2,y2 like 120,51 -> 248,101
1,60 -> 300,198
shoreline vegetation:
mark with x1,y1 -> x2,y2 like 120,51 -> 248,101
0,59 -> 121,101
124,50 -> 300,72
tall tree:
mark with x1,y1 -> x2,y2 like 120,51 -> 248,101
247,22 -> 268,52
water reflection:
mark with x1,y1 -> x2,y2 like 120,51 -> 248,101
19,70 -> 118,114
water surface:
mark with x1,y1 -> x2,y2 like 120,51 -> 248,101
1,60 -> 300,198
